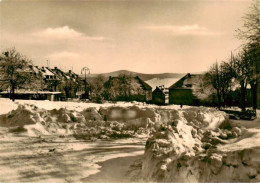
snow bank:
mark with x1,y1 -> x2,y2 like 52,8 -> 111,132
0,99 -> 226,140
1,98 -> 186,112
141,107 -> 260,183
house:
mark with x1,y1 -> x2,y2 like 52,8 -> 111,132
38,66 -> 61,91
104,76 -> 152,102
152,85 -> 169,105
168,73 -> 205,106
0,63 -> 85,101
50,68 -> 84,99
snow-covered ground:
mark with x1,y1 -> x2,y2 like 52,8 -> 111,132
0,130 -> 145,183
0,98 -> 259,183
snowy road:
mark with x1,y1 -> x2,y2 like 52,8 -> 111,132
0,128 -> 145,183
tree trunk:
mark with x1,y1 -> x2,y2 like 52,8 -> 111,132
11,86 -> 15,102
240,85 -> 246,111
221,89 -> 226,108
9,89 -> 12,100
216,89 -> 221,108
250,83 -> 257,109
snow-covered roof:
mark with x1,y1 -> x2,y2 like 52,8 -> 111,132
42,67 -> 55,76
0,90 -> 61,94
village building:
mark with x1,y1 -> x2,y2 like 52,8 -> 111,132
104,76 -> 152,102
51,67 -> 90,100
0,65 -> 84,101
38,66 -> 61,92
168,73 -> 205,106
0,90 -> 62,101
152,85 -> 169,105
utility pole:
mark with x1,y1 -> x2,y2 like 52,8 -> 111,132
81,67 -> 90,100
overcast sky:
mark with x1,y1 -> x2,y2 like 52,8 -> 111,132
0,0 -> 252,74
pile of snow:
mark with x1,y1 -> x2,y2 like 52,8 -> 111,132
0,101 -> 156,138
0,99 -> 227,141
140,107 -> 260,182
1,98 -> 185,114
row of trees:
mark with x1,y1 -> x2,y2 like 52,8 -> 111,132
203,2 -> 259,111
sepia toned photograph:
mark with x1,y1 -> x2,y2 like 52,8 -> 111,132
0,0 -> 259,182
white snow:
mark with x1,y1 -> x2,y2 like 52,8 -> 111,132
218,128 -> 260,152
0,98 -> 187,115
3,98 -> 258,183
145,77 -> 181,90
0,98 -> 18,115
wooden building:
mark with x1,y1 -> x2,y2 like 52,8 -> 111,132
168,73 -> 203,106
152,85 -> 169,105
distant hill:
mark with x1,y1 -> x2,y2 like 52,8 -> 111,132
80,70 -> 185,83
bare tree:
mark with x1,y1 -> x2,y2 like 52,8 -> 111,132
203,61 -> 234,108
232,50 -> 251,111
236,2 -> 260,46
90,75 -> 106,103
203,62 -> 222,107
236,1 -> 260,109
219,61 -> 235,107
0,48 -> 42,101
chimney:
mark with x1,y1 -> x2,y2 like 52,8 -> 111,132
4,52 -> 9,57
54,66 -> 57,70
69,70 -> 72,74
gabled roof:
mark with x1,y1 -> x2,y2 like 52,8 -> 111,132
41,67 -> 55,76
51,68 -> 70,80
65,70 -> 79,80
135,76 -> 152,90
153,86 -> 166,95
105,76 -> 152,90
169,73 -> 202,89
